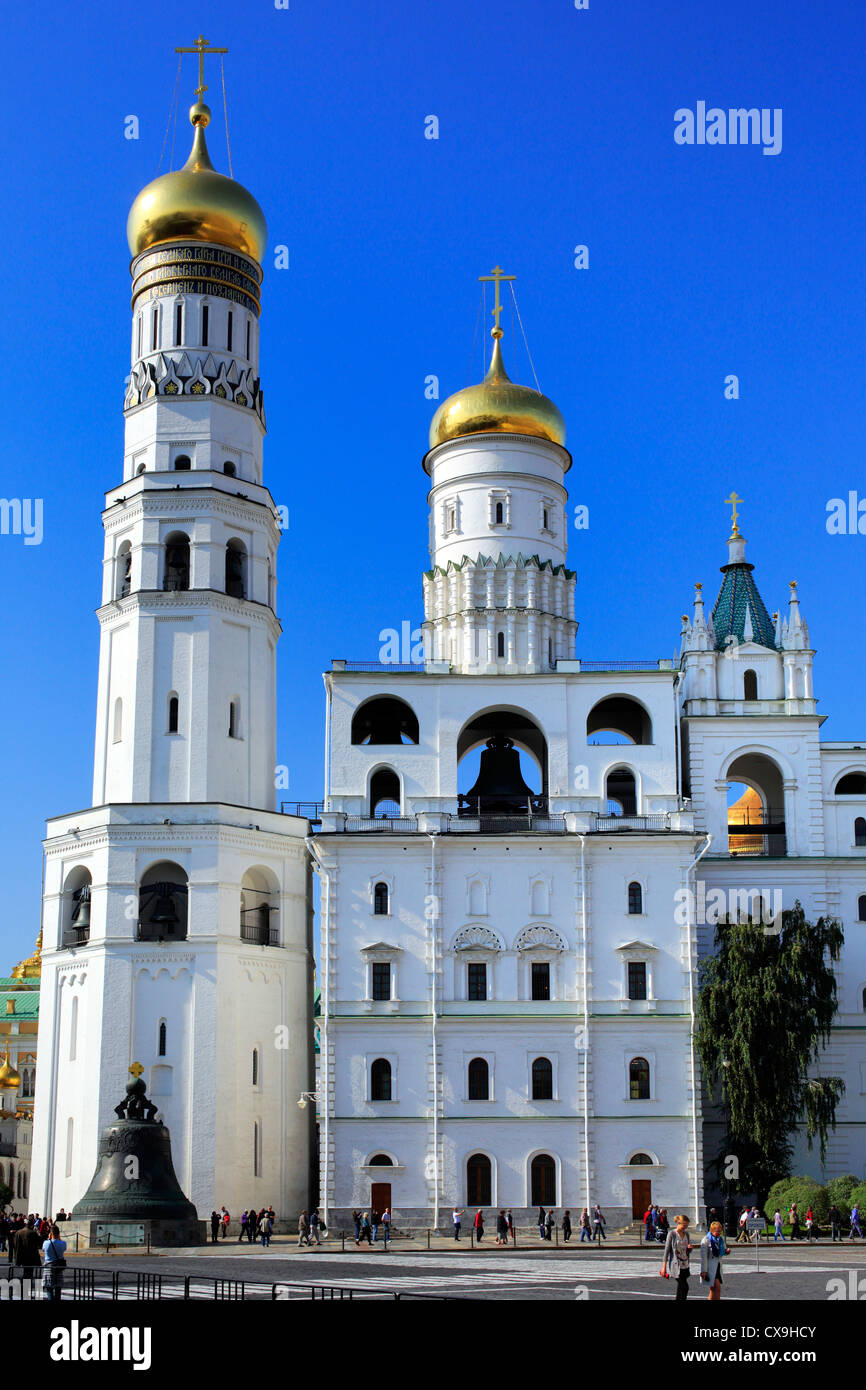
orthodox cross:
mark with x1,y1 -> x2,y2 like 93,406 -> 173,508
724,491 -> 743,537
479,265 -> 516,336
175,35 -> 228,100
129,1061 -> 145,1079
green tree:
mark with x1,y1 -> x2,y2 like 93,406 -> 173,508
0,1181 -> 12,1210
824,1174 -> 860,1218
696,901 -> 844,1203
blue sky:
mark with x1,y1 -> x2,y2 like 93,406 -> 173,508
1,0 -> 864,964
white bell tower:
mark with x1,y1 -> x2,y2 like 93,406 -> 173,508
31,42 -> 314,1226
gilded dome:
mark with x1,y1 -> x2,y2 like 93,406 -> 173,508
429,332 -> 566,450
0,1054 -> 20,1091
127,103 -> 267,263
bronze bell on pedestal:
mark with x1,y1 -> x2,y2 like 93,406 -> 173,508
462,735 -> 537,815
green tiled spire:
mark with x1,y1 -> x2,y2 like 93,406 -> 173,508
710,526 -> 776,651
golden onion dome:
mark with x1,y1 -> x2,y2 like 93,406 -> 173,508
0,1054 -> 21,1091
127,102 -> 267,263
429,330 -> 566,450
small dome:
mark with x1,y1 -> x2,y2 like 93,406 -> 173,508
127,103 -> 267,263
0,1054 -> 21,1091
429,333 -> 566,450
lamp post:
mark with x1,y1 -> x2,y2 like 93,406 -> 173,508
297,1092 -> 323,1225
721,1058 -> 737,1238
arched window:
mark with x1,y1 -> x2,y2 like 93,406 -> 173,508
229,699 -> 239,739
369,1153 -> 393,1166
587,696 -> 652,745
158,1020 -> 167,1057
151,306 -> 158,351
629,1057 -> 650,1100
531,1056 -> 553,1100
606,767 -> 636,817
116,541 -> 132,599
223,461 -> 236,477
138,861 -> 189,942
495,501 -> 504,524
373,882 -> 389,915
65,1117 -> 74,1178
352,697 -> 419,745
227,310 -> 233,351
862,987 -> 866,1012
64,868 -> 92,946
531,1153 -> 556,1205
370,1058 -> 392,1102
627,881 -> 643,914
497,631 -> 505,658
225,539 -> 247,599
856,818 -> 866,847
136,463 -> 146,475
859,895 -> 866,922
173,454 -> 191,472
167,694 -> 179,734
201,303 -> 209,347
253,1121 -> 260,1177
163,532 -> 190,591
370,769 -> 400,818
837,774 -> 866,795
252,1048 -> 259,1087
629,1152 -> 653,1165
70,996 -> 78,1061
743,669 -> 758,700
174,302 -> 183,346
468,1057 -> 489,1100
112,697 -> 123,744
467,1153 -> 491,1205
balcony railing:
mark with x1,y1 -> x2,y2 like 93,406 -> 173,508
240,923 -> 281,947
62,926 -> 90,947
324,810 -> 680,835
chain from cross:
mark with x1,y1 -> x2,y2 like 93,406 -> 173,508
129,1061 -> 145,1079
724,491 -> 743,537
175,35 -> 228,100
479,265 -> 516,337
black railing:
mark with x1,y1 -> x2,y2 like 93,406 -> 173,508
344,816 -> 418,832
136,924 -> 189,942
0,1266 -> 461,1303
239,922 -> 280,947
594,814 -> 671,832
280,801 -> 323,822
162,577 -> 190,592
63,926 -> 90,947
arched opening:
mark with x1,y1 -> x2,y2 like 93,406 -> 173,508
587,696 -> 652,745
138,861 -> 189,942
115,540 -> 132,599
225,539 -> 247,599
240,866 -> 280,947
351,697 -> 419,745
743,669 -> 758,700
531,1056 -> 553,1100
201,302 -> 209,347
497,631 -> 505,658
373,882 -> 389,915
370,1058 -> 392,1102
252,1048 -> 259,1087
223,461 -> 236,477
862,987 -> 866,1012
63,867 -> 92,947
163,532 -> 190,591
173,454 -> 191,471
530,1153 -> 556,1206
605,767 -> 636,817
857,818 -> 866,847
726,753 -> 786,856
369,1153 -> 393,1166
628,1152 -> 654,1165
859,895 -> 866,922
837,773 -> 866,795
369,769 -> 401,818
158,1020 -> 167,1057
136,463 -> 146,475
457,709 -> 547,820
629,1057 -> 650,1100
494,501 -> 504,524
229,698 -> 240,739
167,693 -> 179,734
628,881 -> 643,914
468,1057 -> 489,1100
467,1153 -> 491,1206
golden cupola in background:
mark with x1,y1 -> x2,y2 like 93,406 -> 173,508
127,100 -> 267,263
429,327 -> 566,451
0,1053 -> 21,1091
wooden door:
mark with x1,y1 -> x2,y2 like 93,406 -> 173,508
371,1182 -> 391,1214
632,1179 -> 651,1219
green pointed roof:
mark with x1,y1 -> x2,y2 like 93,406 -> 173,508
710,531 -> 776,651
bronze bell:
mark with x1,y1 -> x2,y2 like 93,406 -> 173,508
463,735 -> 536,814
150,889 -> 179,927
72,887 -> 91,930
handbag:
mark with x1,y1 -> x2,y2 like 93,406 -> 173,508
47,1239 -> 67,1271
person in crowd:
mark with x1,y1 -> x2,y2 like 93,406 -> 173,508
592,1204 -> 606,1241
849,1203 -> 862,1240
452,1205 -> 464,1241
298,1209 -> 311,1246
11,1218 -> 42,1275
506,1210 -> 514,1242
353,1209 -> 362,1243
239,1210 -> 248,1243
790,1204 -> 802,1240
247,1200 -> 258,1243
309,1208 -> 321,1246
537,1205 -> 546,1240
828,1203 -> 842,1241
381,1207 -> 391,1247
473,1209 -> 484,1243
220,1206 -> 230,1239
736,1206 -> 750,1243
562,1210 -> 572,1242
773,1209 -> 785,1241
805,1207 -> 816,1242
359,1212 -> 373,1244
496,1210 -> 508,1246
0,1213 -> 8,1253
371,1207 -> 381,1243
545,1209 -> 555,1242
210,1210 -> 220,1243
657,1208 -> 670,1241
41,1223 -> 67,1303
644,1205 -> 655,1244
662,1213 -> 693,1301
260,1210 -> 273,1247
579,1208 -> 592,1243
700,1220 -> 727,1301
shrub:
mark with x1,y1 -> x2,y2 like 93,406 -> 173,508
847,1184 -> 866,1219
766,1176 -> 828,1224
824,1175 -> 860,1218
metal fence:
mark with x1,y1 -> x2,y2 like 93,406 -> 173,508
1,1265 -> 458,1301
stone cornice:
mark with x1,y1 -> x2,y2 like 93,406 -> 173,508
102,489 -> 280,531
96,588 -> 282,639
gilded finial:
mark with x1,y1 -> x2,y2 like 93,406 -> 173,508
129,1061 -> 146,1079
724,491 -> 743,538
175,34 -> 227,103
479,265 -> 516,339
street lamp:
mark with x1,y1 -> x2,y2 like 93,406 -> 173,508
297,1091 -> 319,1110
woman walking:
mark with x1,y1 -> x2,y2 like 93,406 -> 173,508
473,1209 -> 485,1244
773,1209 -> 785,1242
592,1204 -> 607,1241
579,1208 -> 592,1242
537,1205 -> 546,1240
790,1204 -> 802,1240
496,1210 -> 508,1246
506,1210 -> 514,1242
700,1221 -> 727,1300
562,1210 -> 572,1242
662,1214 -> 693,1301
545,1209 -> 555,1242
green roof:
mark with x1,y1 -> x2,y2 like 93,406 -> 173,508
0,990 -> 39,1018
711,561 -> 776,651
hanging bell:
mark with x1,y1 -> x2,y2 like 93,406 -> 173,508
72,886 -> 91,929
149,889 -> 179,928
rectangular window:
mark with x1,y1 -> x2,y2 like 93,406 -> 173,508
628,962 -> 647,1001
202,304 -> 209,347
531,961 -> 551,1000
372,962 -> 391,1001
151,307 -> 158,351
175,303 -> 183,346
468,962 -> 487,1001
227,310 -> 233,351
246,318 -> 251,359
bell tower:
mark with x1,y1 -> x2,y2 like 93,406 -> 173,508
31,40 -> 315,1225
